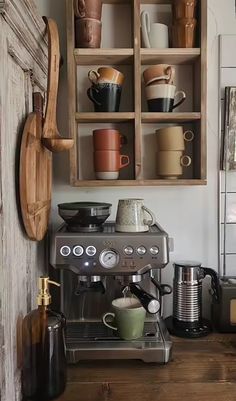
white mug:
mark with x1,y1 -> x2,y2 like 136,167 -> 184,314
141,11 -> 169,49
115,198 -> 156,232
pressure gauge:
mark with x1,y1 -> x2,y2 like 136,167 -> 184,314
99,249 -> 119,269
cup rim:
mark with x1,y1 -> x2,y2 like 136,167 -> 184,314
112,297 -> 144,310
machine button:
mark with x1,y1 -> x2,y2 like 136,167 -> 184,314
73,245 -> 84,257
137,246 -> 146,255
86,246 -> 97,256
124,246 -> 134,255
60,246 -> 71,257
150,246 -> 159,255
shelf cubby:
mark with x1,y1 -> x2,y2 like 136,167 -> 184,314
66,0 -> 207,186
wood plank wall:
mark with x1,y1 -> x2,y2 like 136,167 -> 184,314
0,1 -> 47,400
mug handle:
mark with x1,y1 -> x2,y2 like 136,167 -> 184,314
119,155 -> 130,169
102,312 -> 117,331
146,75 -> 171,85
173,90 -> 186,109
165,65 -> 175,84
183,130 -> 194,142
74,0 -> 86,18
142,206 -> 156,226
87,87 -> 101,106
141,11 -> 151,48
88,70 -> 100,85
180,155 -> 191,167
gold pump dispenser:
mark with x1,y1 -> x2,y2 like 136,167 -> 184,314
37,276 -> 60,306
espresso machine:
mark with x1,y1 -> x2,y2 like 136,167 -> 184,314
50,202 -> 172,363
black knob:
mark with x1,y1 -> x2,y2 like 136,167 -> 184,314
129,284 -> 160,314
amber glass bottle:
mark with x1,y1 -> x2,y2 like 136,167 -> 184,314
22,277 -> 67,401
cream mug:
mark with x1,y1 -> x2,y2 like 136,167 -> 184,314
115,198 -> 156,232
156,126 -> 194,151
141,11 -> 169,49
157,150 -> 191,179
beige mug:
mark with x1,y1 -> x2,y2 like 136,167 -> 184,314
157,150 -> 191,179
143,64 -> 175,86
115,198 -> 156,232
88,67 -> 124,85
156,126 -> 194,151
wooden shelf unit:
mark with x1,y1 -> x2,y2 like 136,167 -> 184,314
66,0 -> 207,186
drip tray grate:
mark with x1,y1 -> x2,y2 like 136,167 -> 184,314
66,321 -> 161,343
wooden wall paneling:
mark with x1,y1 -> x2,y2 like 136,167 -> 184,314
0,2 -> 47,400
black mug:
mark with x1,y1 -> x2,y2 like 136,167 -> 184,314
87,83 -> 122,112
145,84 -> 186,112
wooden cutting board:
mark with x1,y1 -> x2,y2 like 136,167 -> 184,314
20,93 -> 52,241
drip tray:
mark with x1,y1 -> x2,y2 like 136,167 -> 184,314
66,321 -> 172,364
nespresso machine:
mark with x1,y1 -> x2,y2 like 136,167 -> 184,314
50,202 -> 172,363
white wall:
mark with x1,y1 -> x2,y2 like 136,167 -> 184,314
36,0 -> 236,316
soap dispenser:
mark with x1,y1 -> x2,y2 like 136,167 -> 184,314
22,277 -> 67,401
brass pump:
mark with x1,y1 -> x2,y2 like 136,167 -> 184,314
37,276 -> 60,306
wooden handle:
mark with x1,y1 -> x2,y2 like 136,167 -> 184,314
43,17 -> 60,139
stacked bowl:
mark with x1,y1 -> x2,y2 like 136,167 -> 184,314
172,0 -> 197,48
156,126 -> 194,179
143,64 -> 186,112
74,0 -> 103,48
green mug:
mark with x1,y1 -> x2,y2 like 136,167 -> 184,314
102,297 -> 146,340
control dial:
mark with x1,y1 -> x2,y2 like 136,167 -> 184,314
60,246 -> 71,257
73,245 -> 84,257
137,246 -> 147,255
99,249 -> 119,269
124,246 -> 134,255
150,246 -> 159,255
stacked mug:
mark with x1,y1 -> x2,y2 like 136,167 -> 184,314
93,129 -> 130,180
172,0 -> 197,48
156,126 -> 194,179
143,64 -> 186,112
87,67 -> 125,112
74,0 -> 103,48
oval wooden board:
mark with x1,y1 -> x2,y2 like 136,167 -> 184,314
20,112 -> 52,241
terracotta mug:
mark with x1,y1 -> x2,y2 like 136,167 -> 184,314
75,18 -> 102,48
143,65 -> 175,86
88,67 -> 124,86
172,18 -> 197,48
157,150 -> 191,179
115,198 -> 156,232
172,0 -> 197,19
93,129 -> 127,151
156,126 -> 194,151
94,150 -> 130,180
74,0 -> 102,20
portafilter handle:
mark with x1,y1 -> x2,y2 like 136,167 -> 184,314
202,267 -> 220,302
129,284 -> 160,314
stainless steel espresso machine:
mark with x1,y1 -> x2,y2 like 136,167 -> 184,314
50,202 -> 172,364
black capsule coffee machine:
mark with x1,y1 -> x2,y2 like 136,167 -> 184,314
166,261 -> 219,338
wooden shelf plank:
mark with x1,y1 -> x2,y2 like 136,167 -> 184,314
74,49 -> 133,65
72,179 -> 207,187
142,112 -> 201,123
75,112 -> 135,123
103,0 -> 171,3
141,48 -> 200,65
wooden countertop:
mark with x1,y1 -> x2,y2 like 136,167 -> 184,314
57,334 -> 236,401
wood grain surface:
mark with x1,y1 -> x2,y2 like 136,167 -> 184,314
56,334 -> 236,401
